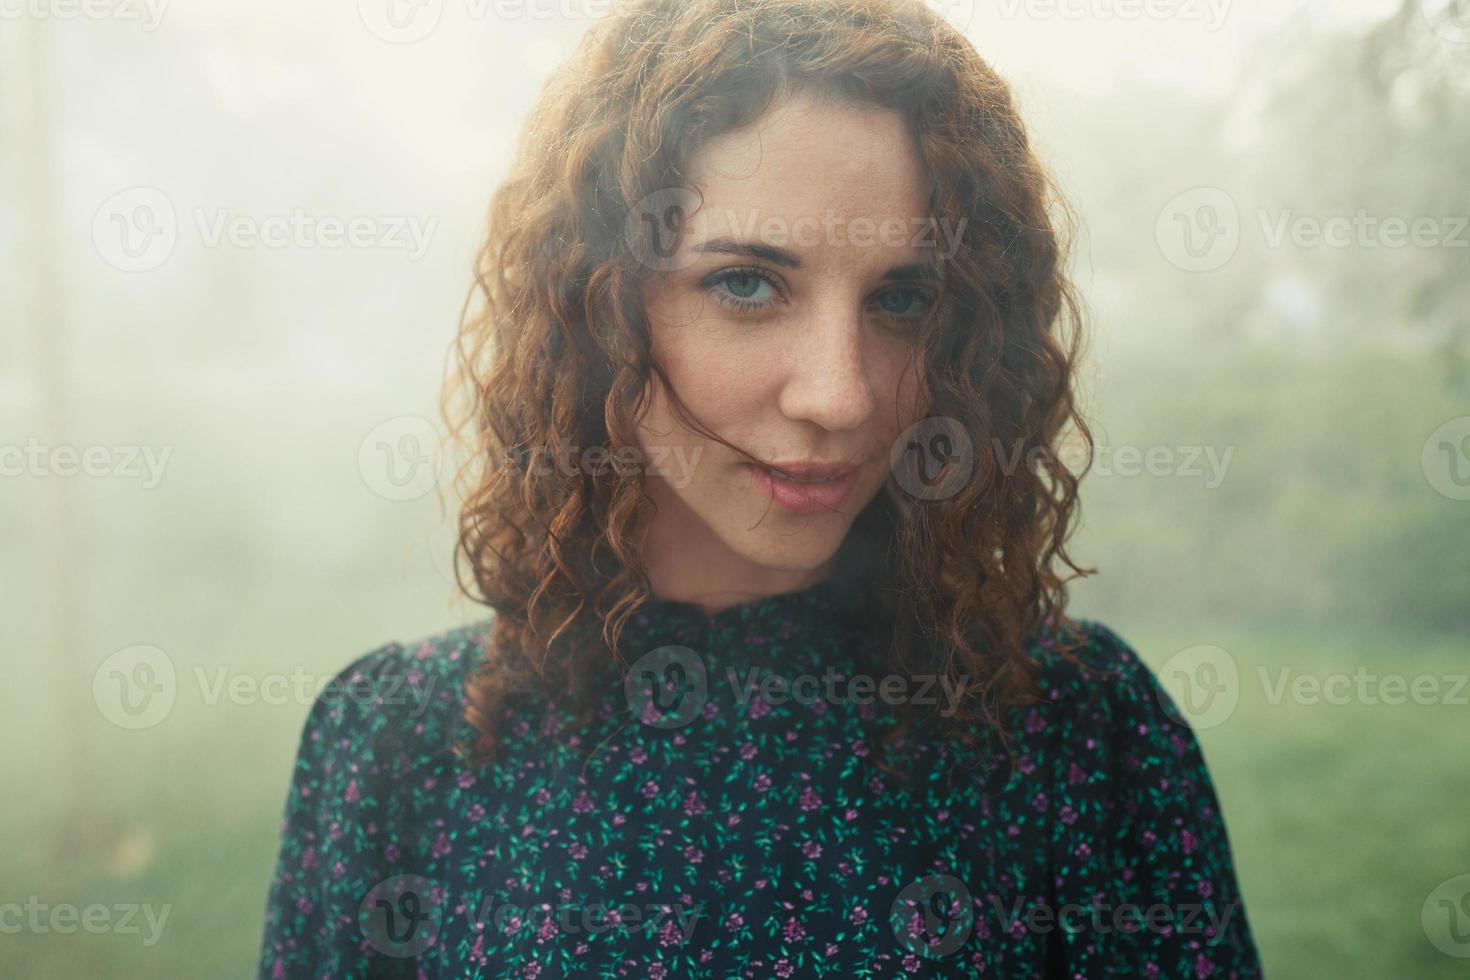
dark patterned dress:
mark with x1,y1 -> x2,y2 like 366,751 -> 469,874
257,577 -> 1263,978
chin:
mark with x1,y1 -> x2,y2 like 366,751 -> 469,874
720,525 -> 849,575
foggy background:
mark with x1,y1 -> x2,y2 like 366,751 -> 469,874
2,0 -> 1467,975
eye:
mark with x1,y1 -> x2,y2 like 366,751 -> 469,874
703,266 -> 782,313
872,286 -> 933,320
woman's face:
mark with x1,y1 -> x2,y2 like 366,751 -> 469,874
635,91 -> 931,596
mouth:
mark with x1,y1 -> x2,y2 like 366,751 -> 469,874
746,459 -> 862,515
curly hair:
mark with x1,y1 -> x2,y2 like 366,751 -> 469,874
441,0 -> 1094,780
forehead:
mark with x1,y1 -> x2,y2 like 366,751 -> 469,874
683,93 -> 931,242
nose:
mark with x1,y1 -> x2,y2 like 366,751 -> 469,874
775,294 -> 879,433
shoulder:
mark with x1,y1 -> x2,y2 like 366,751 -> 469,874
295,618 -> 493,774
1018,617 -> 1224,803
1025,617 -> 1173,725
1017,617 -> 1210,773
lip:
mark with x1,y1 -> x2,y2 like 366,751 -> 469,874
746,459 -> 862,514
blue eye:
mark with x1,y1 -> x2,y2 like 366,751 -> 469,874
874,287 -> 931,319
705,266 -> 781,312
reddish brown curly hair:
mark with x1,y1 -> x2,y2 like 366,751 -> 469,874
442,0 -> 1094,779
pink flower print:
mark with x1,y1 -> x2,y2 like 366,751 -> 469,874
572,791 -> 594,814
456,770 -> 475,789
1182,829 -> 1199,854
753,773 -> 772,793
798,787 -> 822,811
467,803 -> 486,821
431,832 -> 451,858
782,916 -> 806,943
725,911 -> 744,931
345,780 -> 360,804
641,780 -> 659,799
749,696 -> 771,719
682,791 -> 706,816
801,840 -> 822,859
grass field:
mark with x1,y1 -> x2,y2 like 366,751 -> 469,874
3,597 -> 1466,978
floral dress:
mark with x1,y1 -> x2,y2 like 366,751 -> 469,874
257,578 -> 1263,978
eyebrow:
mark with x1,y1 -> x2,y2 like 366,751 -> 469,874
692,236 -> 940,281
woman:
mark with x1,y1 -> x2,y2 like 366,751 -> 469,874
258,0 -> 1263,975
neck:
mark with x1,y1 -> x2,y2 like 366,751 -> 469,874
639,493 -> 835,616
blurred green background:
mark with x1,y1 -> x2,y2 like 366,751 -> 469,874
2,0 -> 1467,976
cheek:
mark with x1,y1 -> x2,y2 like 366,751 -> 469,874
644,298 -> 778,434
873,337 -> 928,430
